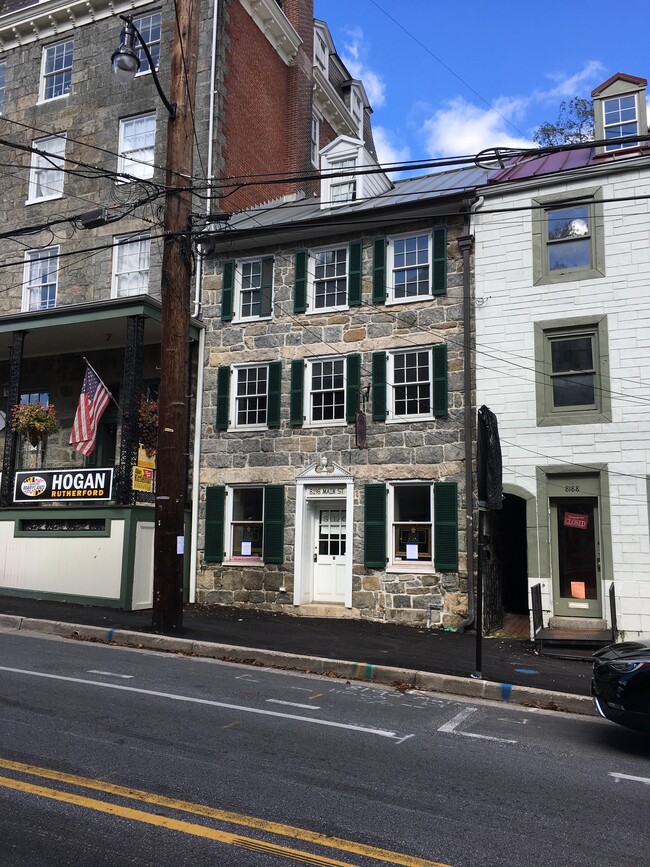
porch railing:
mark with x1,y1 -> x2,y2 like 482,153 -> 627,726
531,583 -> 544,636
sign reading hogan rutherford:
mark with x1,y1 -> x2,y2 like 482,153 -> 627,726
14,469 -> 114,503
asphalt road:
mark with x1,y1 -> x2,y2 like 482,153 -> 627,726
0,627 -> 648,867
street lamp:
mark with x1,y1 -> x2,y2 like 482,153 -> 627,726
111,7 -> 199,634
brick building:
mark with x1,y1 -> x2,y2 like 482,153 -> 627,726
0,0 -> 376,608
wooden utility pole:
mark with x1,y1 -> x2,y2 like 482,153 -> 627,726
152,0 -> 200,633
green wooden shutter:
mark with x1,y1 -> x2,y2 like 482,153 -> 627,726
348,241 -> 362,307
432,343 -> 448,417
290,359 -> 304,427
216,366 -> 231,430
364,483 -> 387,568
267,361 -> 282,429
345,354 -> 361,423
372,238 -> 386,304
372,351 -> 387,421
431,227 -> 447,296
260,257 -> 273,317
204,485 -> 225,562
434,481 -> 458,570
263,484 -> 285,564
294,251 -> 307,313
221,260 -> 234,321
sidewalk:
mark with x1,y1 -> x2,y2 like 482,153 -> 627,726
0,597 -> 597,715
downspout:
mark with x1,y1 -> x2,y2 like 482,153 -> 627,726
188,0 -> 219,601
457,195 -> 484,631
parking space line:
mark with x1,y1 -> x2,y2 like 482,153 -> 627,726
609,772 -> 650,786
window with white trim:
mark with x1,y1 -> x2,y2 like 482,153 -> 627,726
314,32 -> 328,74
306,357 -> 345,425
238,258 -> 273,320
0,62 -> 6,114
226,486 -> 264,562
133,11 -> 162,74
389,482 -> 433,566
388,232 -> 431,302
27,135 -> 66,203
112,234 -> 151,297
40,40 -> 73,101
233,365 -> 269,428
118,113 -> 156,180
603,94 -> 638,151
329,157 -> 357,204
309,246 -> 348,311
388,348 -> 434,420
23,247 -> 58,311
311,113 -> 320,166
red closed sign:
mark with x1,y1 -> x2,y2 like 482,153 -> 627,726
564,512 -> 588,530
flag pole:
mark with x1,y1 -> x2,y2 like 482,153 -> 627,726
82,356 -> 124,416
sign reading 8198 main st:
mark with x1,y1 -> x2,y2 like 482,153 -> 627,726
13,469 -> 114,503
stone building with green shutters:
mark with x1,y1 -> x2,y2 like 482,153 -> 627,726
197,154 -> 488,627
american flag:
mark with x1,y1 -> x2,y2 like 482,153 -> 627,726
70,365 -> 112,457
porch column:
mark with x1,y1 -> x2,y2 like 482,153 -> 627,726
115,315 -> 145,505
0,331 -> 25,507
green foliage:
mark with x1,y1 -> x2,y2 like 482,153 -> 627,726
533,98 -> 594,147
11,402 -> 58,438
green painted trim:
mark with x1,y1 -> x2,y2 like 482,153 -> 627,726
531,187 -> 605,286
14,518 -> 111,538
534,314 -> 612,426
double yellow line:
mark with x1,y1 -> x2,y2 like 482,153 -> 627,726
0,757 -> 450,866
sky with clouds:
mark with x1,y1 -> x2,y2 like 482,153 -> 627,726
314,0 -> 649,171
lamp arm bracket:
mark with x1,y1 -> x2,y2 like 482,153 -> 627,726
120,14 -> 176,119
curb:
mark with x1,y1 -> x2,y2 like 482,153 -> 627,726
0,613 -> 595,717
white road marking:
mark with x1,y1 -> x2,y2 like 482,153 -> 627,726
266,699 -> 321,710
87,670 -> 134,679
609,772 -> 650,786
235,674 -> 259,682
438,706 -> 517,743
438,706 -> 477,733
498,718 -> 528,725
0,666 -> 407,741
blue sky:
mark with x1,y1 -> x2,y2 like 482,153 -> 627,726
314,0 -> 649,168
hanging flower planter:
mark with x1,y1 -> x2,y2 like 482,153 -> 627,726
11,402 -> 59,446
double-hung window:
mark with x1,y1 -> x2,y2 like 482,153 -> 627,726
532,188 -> 604,285
311,113 -> 320,166
215,362 -> 282,431
603,94 -> 638,151
27,135 -> 66,203
204,484 -> 285,565
294,242 -> 361,313
118,113 -> 156,180
372,345 -> 448,422
534,316 -> 611,426
221,257 -> 273,322
290,354 -> 360,427
364,481 -> 458,571
329,157 -> 357,204
133,11 -> 162,73
112,234 -> 151,297
23,247 -> 59,311
373,228 -> 447,304
41,40 -> 73,101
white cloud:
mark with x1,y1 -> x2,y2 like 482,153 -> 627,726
340,27 -> 386,109
540,60 -> 606,100
422,97 -> 532,159
372,126 -> 411,170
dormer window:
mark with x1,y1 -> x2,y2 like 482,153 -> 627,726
351,88 -> 364,138
603,94 -> 638,151
314,33 -> 328,75
330,157 -> 357,204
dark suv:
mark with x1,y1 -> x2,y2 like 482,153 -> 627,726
592,641 -> 650,732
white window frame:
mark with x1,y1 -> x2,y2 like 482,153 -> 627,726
118,113 -> 156,181
40,40 -> 73,102
230,364 -> 270,430
133,11 -> 162,75
23,247 -> 59,311
386,231 -> 432,304
329,156 -> 357,204
387,481 -> 434,572
112,234 -> 151,298
305,356 -> 346,428
234,257 -> 273,322
387,347 -> 434,422
603,93 -> 639,151
0,61 -> 6,115
311,112 -> 320,167
27,135 -> 66,203
307,245 -> 349,313
224,485 -> 265,564
314,32 -> 328,75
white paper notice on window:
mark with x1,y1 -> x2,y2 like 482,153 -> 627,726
406,543 -> 418,560
177,536 -> 184,555
241,541 -> 252,556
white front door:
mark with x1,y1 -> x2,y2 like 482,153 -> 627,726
312,502 -> 347,603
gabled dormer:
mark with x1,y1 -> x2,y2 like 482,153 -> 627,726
319,135 -> 392,208
592,73 -> 648,155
